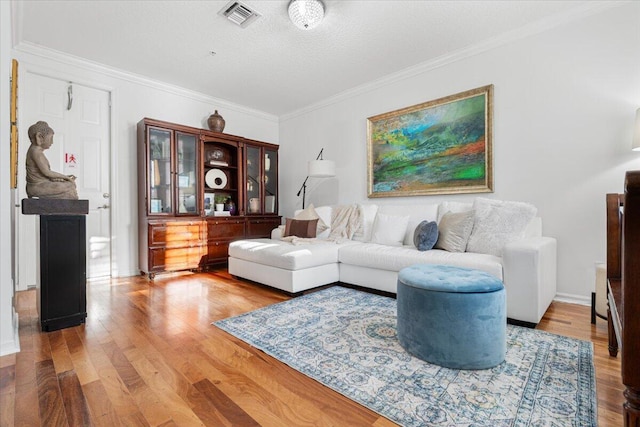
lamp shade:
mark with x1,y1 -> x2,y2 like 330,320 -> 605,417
308,159 -> 335,177
633,108 -> 640,151
288,0 -> 324,30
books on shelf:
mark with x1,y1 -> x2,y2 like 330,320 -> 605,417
208,160 -> 228,167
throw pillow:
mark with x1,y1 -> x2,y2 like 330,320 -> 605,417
352,204 -> 378,242
313,206 -> 332,238
413,220 -> 438,251
283,218 -> 319,238
466,198 -> 537,256
370,213 -> 410,247
294,204 -> 329,237
434,210 -> 475,252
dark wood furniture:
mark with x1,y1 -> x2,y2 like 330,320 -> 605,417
137,118 -> 280,278
606,170 -> 640,426
22,199 -> 89,332
37,215 -> 87,331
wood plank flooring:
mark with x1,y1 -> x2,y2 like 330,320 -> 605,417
0,267 -> 624,426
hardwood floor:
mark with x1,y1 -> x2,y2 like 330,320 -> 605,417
0,267 -> 624,426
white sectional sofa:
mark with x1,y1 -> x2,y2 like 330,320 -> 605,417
228,199 -> 557,325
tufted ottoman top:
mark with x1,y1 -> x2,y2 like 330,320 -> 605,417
398,264 -> 504,293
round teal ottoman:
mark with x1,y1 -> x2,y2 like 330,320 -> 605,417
397,264 -> 506,370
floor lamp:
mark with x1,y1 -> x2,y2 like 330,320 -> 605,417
296,148 -> 336,209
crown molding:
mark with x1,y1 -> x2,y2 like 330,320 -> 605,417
13,41 -> 278,123
281,1 -> 627,122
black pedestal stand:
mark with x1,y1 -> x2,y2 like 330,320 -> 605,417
22,199 -> 89,332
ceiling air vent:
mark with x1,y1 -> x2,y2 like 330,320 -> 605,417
219,1 -> 261,28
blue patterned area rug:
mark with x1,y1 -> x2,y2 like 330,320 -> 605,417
214,286 -> 596,427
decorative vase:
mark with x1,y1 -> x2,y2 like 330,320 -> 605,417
207,110 -> 226,133
249,198 -> 260,213
224,198 -> 236,215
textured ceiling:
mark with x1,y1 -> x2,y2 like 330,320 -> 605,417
14,0 -> 603,116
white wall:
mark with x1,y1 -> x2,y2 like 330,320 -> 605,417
279,3 -> 640,302
0,0 -> 20,356
12,44 -> 279,282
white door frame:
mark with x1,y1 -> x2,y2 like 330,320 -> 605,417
15,64 -> 118,289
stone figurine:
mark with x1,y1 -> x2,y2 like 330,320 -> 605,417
25,121 -> 78,199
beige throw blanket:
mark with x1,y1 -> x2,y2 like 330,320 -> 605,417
282,204 -> 362,245
328,204 -> 362,240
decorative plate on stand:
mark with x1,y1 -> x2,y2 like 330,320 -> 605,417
205,168 -> 228,189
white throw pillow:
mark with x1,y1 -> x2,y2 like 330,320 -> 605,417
314,206 -> 332,238
295,204 -> 330,238
370,213 -> 410,247
466,198 -> 537,256
353,204 -> 378,242
434,210 -> 475,252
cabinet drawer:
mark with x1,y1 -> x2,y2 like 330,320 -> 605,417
149,221 -> 203,247
207,241 -> 230,262
246,218 -> 281,238
206,218 -> 245,239
149,245 -> 205,271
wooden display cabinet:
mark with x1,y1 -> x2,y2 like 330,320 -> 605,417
244,139 -> 278,216
138,118 -> 280,278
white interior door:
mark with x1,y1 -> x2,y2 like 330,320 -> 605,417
17,73 -> 111,287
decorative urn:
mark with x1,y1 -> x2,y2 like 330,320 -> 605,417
207,110 -> 226,133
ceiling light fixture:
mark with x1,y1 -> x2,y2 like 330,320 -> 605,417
288,0 -> 325,30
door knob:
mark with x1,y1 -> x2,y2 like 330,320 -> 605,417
97,204 -> 110,209
103,193 -> 110,198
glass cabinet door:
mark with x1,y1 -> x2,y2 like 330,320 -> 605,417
176,132 -> 198,215
148,128 -> 172,214
264,148 -> 278,214
246,145 -> 261,214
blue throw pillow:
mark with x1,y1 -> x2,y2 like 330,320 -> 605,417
413,220 -> 438,251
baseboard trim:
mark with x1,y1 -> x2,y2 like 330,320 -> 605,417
554,293 -> 591,307
0,308 -> 20,356
507,318 -> 537,329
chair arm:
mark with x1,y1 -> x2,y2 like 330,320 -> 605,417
502,237 -> 557,324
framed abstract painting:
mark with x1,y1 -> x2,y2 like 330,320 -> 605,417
367,85 -> 493,197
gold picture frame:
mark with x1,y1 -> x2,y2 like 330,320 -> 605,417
10,59 -> 18,189
367,84 -> 493,197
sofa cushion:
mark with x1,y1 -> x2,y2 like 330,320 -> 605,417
229,239 -> 345,271
434,210 -> 475,252
338,243 -> 503,279
437,201 -> 473,222
371,213 -> 409,246
413,220 -> 438,251
284,218 -> 318,238
377,204 -> 439,246
467,198 -> 537,256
